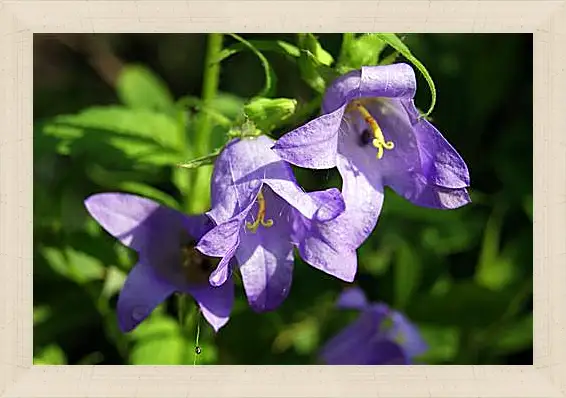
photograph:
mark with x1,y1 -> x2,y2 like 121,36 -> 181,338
33,33 -> 533,366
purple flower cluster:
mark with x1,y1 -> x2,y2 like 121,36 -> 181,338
319,287 -> 427,365
85,63 -> 470,364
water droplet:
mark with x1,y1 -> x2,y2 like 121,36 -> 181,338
132,306 -> 146,321
195,346 -> 202,355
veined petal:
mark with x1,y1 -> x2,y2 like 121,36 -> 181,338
196,219 -> 242,287
294,188 -> 357,282
271,105 -> 345,170
116,259 -> 176,333
410,185 -> 471,210
188,277 -> 234,332
322,64 -> 416,114
210,135 -> 320,222
208,138 -> 263,225
84,193 -> 184,253
401,99 -> 470,189
197,218 -> 242,257
334,152 -> 385,248
358,98 -> 470,208
237,188 -> 294,312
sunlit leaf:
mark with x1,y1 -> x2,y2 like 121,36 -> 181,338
41,106 -> 184,167
130,314 -> 187,365
338,33 -> 387,72
116,64 -> 175,111
417,325 -> 460,364
34,345 -> 67,365
101,266 -> 127,300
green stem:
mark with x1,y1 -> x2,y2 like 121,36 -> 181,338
194,33 -> 224,157
186,33 -> 224,214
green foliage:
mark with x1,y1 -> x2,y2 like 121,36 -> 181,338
338,33 -> 387,72
376,33 -> 437,116
243,97 -> 297,132
33,33 -> 532,366
116,64 -> 175,111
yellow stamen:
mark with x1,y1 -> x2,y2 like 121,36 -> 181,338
245,190 -> 274,233
351,100 -> 395,159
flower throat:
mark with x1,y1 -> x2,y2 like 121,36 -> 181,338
246,190 -> 274,233
349,100 -> 395,159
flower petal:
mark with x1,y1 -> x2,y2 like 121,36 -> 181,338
210,136 -> 320,222
402,99 -> 470,189
116,259 -> 176,333
237,188 -> 294,312
311,188 -> 346,222
188,277 -> 234,332
319,309 -> 388,365
409,185 -> 471,210
294,188 -> 357,282
271,106 -> 345,170
336,287 -> 369,310
84,193 -> 177,252
358,98 -> 470,209
369,341 -> 410,365
390,311 -> 428,359
333,151 -> 385,248
322,64 -> 416,113
197,218 -> 242,257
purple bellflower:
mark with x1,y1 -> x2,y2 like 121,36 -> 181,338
84,193 -> 234,332
195,135 -> 354,312
273,63 -> 471,246
319,287 -> 427,365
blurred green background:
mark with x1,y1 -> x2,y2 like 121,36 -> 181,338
33,33 -> 533,365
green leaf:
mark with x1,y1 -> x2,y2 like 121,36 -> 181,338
116,64 -> 175,111
41,106 -> 184,167
41,246 -> 105,284
375,33 -> 436,116
338,33 -> 387,72
34,344 -> 67,365
475,205 -> 518,290
101,266 -> 127,300
393,240 -> 421,310
227,34 -> 276,98
130,314 -> 187,365
417,325 -> 460,364
33,305 -> 52,326
406,281 -> 512,329
297,34 -> 337,93
491,314 -> 533,355
243,97 -> 297,132
298,33 -> 334,66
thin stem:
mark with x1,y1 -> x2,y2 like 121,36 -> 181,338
194,33 -> 224,156
193,313 -> 202,366
187,33 -> 224,214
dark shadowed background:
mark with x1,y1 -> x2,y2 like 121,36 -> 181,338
33,33 -> 533,365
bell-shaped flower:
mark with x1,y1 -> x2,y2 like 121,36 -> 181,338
273,63 -> 471,247
84,193 -> 234,332
319,287 -> 427,365
196,135 -> 353,312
